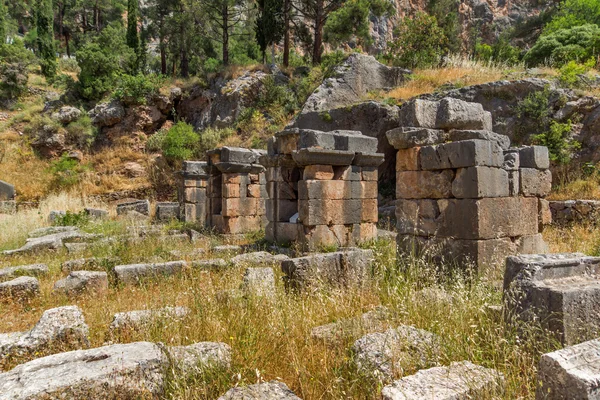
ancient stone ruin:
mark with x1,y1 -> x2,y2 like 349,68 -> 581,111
388,97 -> 551,269
264,129 -> 382,249
178,161 -> 209,225
0,180 -> 16,214
206,147 -> 267,234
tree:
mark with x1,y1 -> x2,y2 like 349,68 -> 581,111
146,0 -> 173,74
0,0 -> 6,43
255,0 -> 284,64
126,0 -> 140,55
203,0 -> 249,66
294,0 -> 343,65
544,0 -> 600,33
36,0 -> 57,79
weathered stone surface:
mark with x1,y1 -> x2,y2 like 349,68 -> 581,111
381,361 -> 504,400
292,148 -> 355,166
88,100 -> 125,127
550,200 -> 600,224
398,99 -> 440,128
84,207 -> 108,219
61,257 -> 116,272
109,306 -> 190,334
116,200 -> 150,216
114,261 -> 187,285
231,252 -> 288,266
536,338 -> 600,400
0,306 -> 89,365
0,341 -> 230,399
539,198 -> 552,226
452,167 -> 509,198
191,258 -> 228,269
182,161 -> 209,176
281,249 -> 373,289
386,127 -> 447,149
0,264 -> 48,282
28,226 -> 78,238
396,170 -> 454,199
241,267 -> 276,297
519,145 -> 550,169
53,271 -> 108,296
212,245 -> 243,254
449,129 -> 510,150
520,168 -> 552,197
515,233 -> 549,254
218,146 -> 264,164
303,164 -> 334,180
354,325 -> 440,380
504,253 -> 600,345
51,106 -> 82,124
503,149 -> 520,170
0,277 -> 39,302
298,199 -> 363,225
218,380 -> 302,400
311,306 -> 392,345
436,97 -> 491,130
0,181 -> 15,201
395,147 -> 420,171
155,202 -> 180,221
297,129 -> 378,154
419,139 -> 504,170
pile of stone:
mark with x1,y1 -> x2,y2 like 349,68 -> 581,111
0,180 -> 16,215
206,147 -> 268,234
178,161 -> 209,225
549,199 -> 600,225
503,253 -> 600,345
264,129 -> 382,249
388,97 -> 551,269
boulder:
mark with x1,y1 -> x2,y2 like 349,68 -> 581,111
84,208 -> 109,219
88,100 -> 125,127
109,306 -> 190,334
51,106 -> 82,124
0,277 -> 39,302
241,267 -> 276,297
218,381 -> 302,400
0,264 -> 48,282
155,202 -> 180,221
53,271 -> 109,296
0,306 -> 89,366
0,341 -> 231,399
0,181 -> 15,201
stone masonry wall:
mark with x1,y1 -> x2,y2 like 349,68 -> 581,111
264,129 -> 383,250
206,147 -> 267,234
388,98 -> 552,270
549,200 -> 600,225
178,161 -> 208,226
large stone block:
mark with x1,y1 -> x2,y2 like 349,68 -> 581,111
361,166 -> 378,181
155,202 -> 180,221
298,180 -> 349,200
222,216 -> 263,234
303,164 -> 334,180
218,381 -> 301,400
184,187 -> 206,203
299,199 -> 362,225
396,199 -> 440,237
395,147 -> 420,171
222,198 -> 258,217
420,140 -> 504,170
116,200 -> 150,216
536,338 -> 600,400
386,127 -> 446,150
396,170 -> 454,199
298,129 -> 378,154
398,99 -> 440,128
0,276 -> 40,302
333,165 -> 362,181
504,253 -> 600,345
436,97 -> 489,130
265,222 -> 299,243
53,271 -> 108,296
182,161 -> 208,175
449,129 -> 510,150
114,261 -> 187,285
520,168 -> 552,197
539,198 -> 552,226
519,145 -> 550,169
292,148 -> 355,166
220,147 -> 263,164
516,233 -> 549,254
452,167 -> 509,198
0,180 -> 15,201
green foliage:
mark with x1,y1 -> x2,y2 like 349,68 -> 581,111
475,36 -> 521,64
533,120 -> 580,164
558,60 -> 594,87
0,39 -> 35,101
517,86 -> 551,126
52,210 -> 89,227
161,121 -> 200,162
35,0 -> 57,79
320,50 -> 348,78
197,127 -> 233,155
48,154 -> 89,189
113,73 -> 165,105
65,114 -> 96,149
58,58 -> 80,74
146,129 -> 168,152
126,0 -> 140,56
0,0 -> 6,43
384,12 -> 448,69
427,0 -> 460,54
255,0 -> 284,63
544,0 -> 600,33
524,24 -> 600,67
204,58 -> 220,73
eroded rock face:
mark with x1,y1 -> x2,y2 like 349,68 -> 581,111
0,341 -> 231,399
218,381 -> 302,400
51,106 -> 82,124
88,100 -> 125,127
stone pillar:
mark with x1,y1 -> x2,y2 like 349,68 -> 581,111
265,129 -> 383,250
388,97 -> 552,270
178,161 -> 208,226
206,147 -> 267,234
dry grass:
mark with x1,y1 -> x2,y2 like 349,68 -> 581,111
543,223 -> 600,254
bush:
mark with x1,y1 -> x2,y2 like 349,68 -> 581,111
113,73 -> 165,105
48,154 -> 89,189
533,120 -> 580,164
58,57 -> 80,73
475,36 -> 521,65
198,127 -> 233,155
0,39 -> 36,101
321,50 -> 349,78
146,129 -> 168,153
161,122 -> 200,162
52,210 -> 89,227
558,60 -> 594,87
65,115 -> 96,149
204,58 -> 220,74
544,0 -> 600,33
524,24 -> 600,67
384,12 -> 448,69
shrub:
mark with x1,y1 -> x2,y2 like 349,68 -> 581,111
198,127 -> 234,155
475,36 -> 521,65
320,50 -> 349,78
146,129 -> 168,153
0,39 -> 36,101
65,115 -> 96,149
48,154 -> 89,189
524,24 -> 600,67
52,210 -> 89,227
384,12 -> 448,69
558,60 -> 594,87
113,73 -> 165,105
58,58 -> 80,74
544,0 -> 600,33
533,120 -> 580,164
204,58 -> 220,74
161,122 -> 200,162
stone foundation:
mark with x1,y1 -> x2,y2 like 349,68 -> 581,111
178,161 -> 209,225
549,200 -> 600,224
264,129 -> 383,250
206,147 -> 267,234
388,98 -> 551,270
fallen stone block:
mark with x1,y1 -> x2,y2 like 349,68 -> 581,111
48,210 -> 66,224
353,325 -> 440,381
0,306 -> 89,367
0,180 -> 15,201
191,259 -> 228,269
311,306 -> 392,345
381,361 -> 504,400
451,167 -> 509,198
28,226 -> 78,238
503,253 -> 600,345
84,208 -> 108,219
53,271 -> 108,296
419,139 -> 504,170
114,261 -> 187,285
519,145 -> 550,169
231,251 -> 288,266
0,341 -> 231,399
155,202 -> 180,221
436,97 -> 490,130
109,306 -> 190,334
386,127 -> 447,149
61,257 -> 117,272
116,200 -> 150,216
520,168 -> 552,197
0,264 -> 48,282
218,380 -> 302,400
212,245 -> 243,254
3,228 -> 90,256
241,268 -> 275,298
64,242 -> 89,253
536,338 -> 600,400
0,277 -> 39,302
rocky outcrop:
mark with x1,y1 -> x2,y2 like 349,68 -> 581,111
51,106 -> 82,124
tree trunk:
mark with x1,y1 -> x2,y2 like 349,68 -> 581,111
271,44 -> 276,67
65,33 -> 70,57
160,41 -> 166,75
312,0 -> 324,65
222,3 -> 229,66
283,0 -> 290,67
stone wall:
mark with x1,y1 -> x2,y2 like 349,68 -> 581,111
549,200 -> 600,225
388,98 -> 552,270
264,129 -> 383,250
178,161 -> 208,225
206,147 -> 267,234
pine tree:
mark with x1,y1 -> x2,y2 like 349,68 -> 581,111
256,0 -> 284,65
0,0 -> 6,44
36,0 -> 57,79
126,0 -> 140,57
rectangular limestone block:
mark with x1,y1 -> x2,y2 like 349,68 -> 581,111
246,184 -> 262,198
508,170 -> 519,197
536,339 -> 600,400
223,183 -> 241,198
301,224 -> 350,249
298,180 -> 350,200
222,198 -> 258,217
520,168 -> 552,197
361,167 -> 378,181
398,99 -> 440,128
266,221 -> 299,243
420,140 -> 504,170
183,203 -> 197,222
333,165 -> 362,181
299,199 -> 362,225
184,179 -> 206,188
515,233 -> 549,254
396,147 -> 420,171
222,216 -> 263,234
223,173 -> 249,185
353,223 -> 378,243
435,98 -> 490,130
303,165 -> 334,180
539,198 -> 552,226
184,187 -> 206,203
396,199 -> 440,237
438,197 -> 539,239
355,181 -> 378,199
519,145 -> 550,169
396,170 -> 454,199
248,173 -> 260,183
361,199 -> 378,223
452,167 -> 509,198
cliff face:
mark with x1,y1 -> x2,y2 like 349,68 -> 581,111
368,0 -> 550,52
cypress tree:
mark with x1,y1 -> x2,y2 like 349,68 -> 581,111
36,0 -> 57,79
255,0 -> 284,65
0,0 -> 6,45
126,0 -> 140,57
